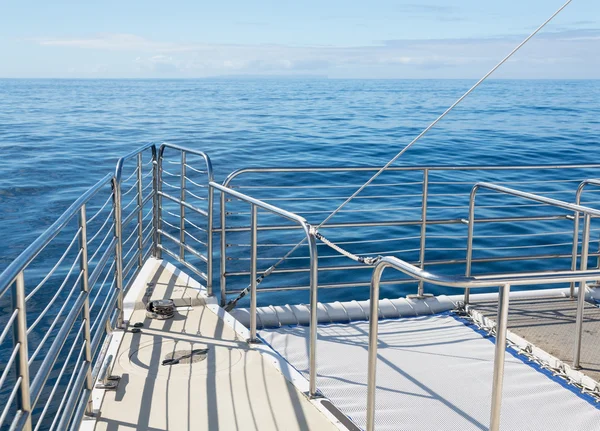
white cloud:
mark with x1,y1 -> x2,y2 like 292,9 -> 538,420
29,30 -> 600,78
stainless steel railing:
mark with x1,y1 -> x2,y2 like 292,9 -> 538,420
210,181 -> 320,397
154,143 -> 214,296
366,182 -> 600,431
218,164 -> 600,306
0,143 -> 155,431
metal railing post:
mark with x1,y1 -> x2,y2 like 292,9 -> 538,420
490,283 -> 510,431
207,180 -> 214,297
112,178 -> 124,328
366,261 -> 386,431
417,169 -> 428,297
136,153 -> 144,268
464,186 -> 478,304
249,204 -> 258,342
570,210 -> 580,298
179,151 -> 186,260
307,226 -> 319,398
220,190 -> 227,306
13,272 -> 32,431
574,213 -> 591,368
154,149 -> 163,259
78,205 -> 94,415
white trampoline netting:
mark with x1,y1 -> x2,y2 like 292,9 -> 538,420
259,313 -> 600,431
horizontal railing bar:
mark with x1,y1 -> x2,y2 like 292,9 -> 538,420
184,230 -> 207,247
34,323 -> 85,431
89,262 -> 116,313
159,191 -> 208,217
0,376 -> 22,428
162,179 -> 180,190
212,182 -> 308,224
224,251 -> 598,280
186,189 -> 207,201
0,173 -> 113,297
88,238 -> 116,289
86,193 -> 114,224
185,217 -> 207,233
228,248 -> 419,261
122,192 -> 139,211
122,253 -> 139,281
122,193 -> 153,228
247,189 -> 580,203
121,180 -> 138,197
88,223 -> 115,264
162,169 -> 181,177
473,242 -> 573,251
142,245 -> 153,262
165,210 -> 181,219
0,309 -> 18,346
55,359 -> 90,431
87,211 -> 114,247
26,227 -> 82,302
158,245 -> 209,281
185,177 -> 207,188
159,230 -> 208,264
30,291 -> 86,405
161,218 -> 180,231
0,344 -> 20,392
376,255 -> 600,289
224,164 -> 600,180
122,166 -> 139,184
141,226 -> 153,249
216,214 -> 570,233
142,207 -> 153,222
141,217 -> 153,236
29,274 -> 82,364
28,252 -> 82,333
226,279 -> 418,294
142,181 -> 153,194
122,222 -> 139,245
475,182 -> 600,218
91,289 -> 118,355
231,181 -> 424,190
49,347 -> 86,431
184,164 -> 206,174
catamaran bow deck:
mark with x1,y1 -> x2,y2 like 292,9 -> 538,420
4,143 -> 600,431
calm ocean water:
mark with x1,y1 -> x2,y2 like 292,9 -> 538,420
1,78 -> 599,295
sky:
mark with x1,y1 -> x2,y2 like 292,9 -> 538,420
0,0 -> 598,79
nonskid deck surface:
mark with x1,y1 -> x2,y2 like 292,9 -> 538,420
472,296 -> 600,382
260,313 -> 600,431
93,260 -> 336,431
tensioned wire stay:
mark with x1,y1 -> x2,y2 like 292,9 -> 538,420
223,0 -> 574,312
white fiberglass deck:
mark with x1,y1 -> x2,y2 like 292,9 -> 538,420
90,259 -> 337,431
260,313 -> 600,431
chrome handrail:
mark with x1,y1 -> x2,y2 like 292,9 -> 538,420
367,179 -> 600,431
210,181 -> 320,397
219,165 -> 600,302
155,143 -> 214,295
367,253 -> 600,431
570,179 -> 600,296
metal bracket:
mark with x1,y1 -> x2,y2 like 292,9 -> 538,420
95,375 -> 121,390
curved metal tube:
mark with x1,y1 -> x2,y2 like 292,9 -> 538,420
158,143 -> 214,295
0,174 -> 113,297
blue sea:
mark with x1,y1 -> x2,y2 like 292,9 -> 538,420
2,78 -> 598,270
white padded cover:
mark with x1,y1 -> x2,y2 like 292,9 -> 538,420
260,313 -> 600,431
